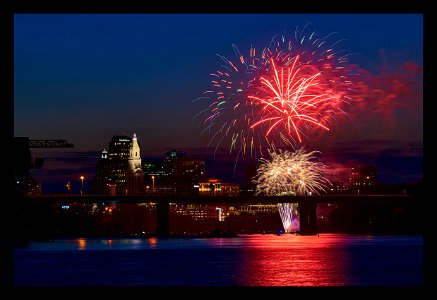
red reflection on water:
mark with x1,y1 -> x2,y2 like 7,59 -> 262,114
236,234 -> 352,286
76,238 -> 87,250
148,237 -> 158,249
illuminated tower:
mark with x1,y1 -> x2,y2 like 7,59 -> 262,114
108,135 -> 132,194
126,133 -> 145,195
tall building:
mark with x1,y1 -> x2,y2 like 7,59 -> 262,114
91,149 -> 113,194
108,135 -> 132,195
92,134 -> 145,195
126,133 -> 145,195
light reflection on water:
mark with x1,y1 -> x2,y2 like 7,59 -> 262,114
14,234 -> 423,286
236,234 -> 352,286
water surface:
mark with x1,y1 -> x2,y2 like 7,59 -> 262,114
14,234 -> 423,286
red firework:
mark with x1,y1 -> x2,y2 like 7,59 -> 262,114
248,55 -> 344,143
194,25 -> 356,157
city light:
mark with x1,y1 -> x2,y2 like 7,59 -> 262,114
80,176 -> 85,195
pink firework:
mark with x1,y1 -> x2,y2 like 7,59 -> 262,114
248,55 -> 343,143
194,24 -> 356,158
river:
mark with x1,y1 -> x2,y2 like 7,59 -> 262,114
14,233 -> 424,287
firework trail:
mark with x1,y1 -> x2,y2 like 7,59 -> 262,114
277,203 -> 300,233
192,44 -> 267,160
193,23 -> 357,160
251,147 -> 331,233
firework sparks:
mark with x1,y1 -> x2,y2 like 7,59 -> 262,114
252,147 -> 331,196
192,44 -> 265,158
278,203 -> 300,233
193,24 -> 356,159
252,147 -> 331,233
248,55 -> 338,143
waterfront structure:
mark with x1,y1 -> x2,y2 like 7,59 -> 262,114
198,178 -> 240,196
23,194 -> 421,237
171,204 -> 222,221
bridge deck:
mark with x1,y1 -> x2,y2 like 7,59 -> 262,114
25,194 -> 419,205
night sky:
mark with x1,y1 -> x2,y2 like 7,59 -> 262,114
13,14 -> 423,193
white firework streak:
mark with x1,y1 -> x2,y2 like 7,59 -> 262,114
278,203 -> 299,233
252,147 -> 332,233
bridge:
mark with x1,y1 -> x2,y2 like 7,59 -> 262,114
25,194 -> 419,236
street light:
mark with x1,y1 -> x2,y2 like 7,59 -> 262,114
151,176 -> 155,192
80,176 -> 85,195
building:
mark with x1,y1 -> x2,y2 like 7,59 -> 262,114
108,135 -> 132,194
149,149 -> 206,195
163,149 -> 187,177
162,149 -> 205,182
198,178 -> 240,196
91,149 -> 113,194
172,157 -> 205,183
326,163 -> 377,194
92,133 -> 145,195
126,133 -> 145,195
349,165 -> 377,194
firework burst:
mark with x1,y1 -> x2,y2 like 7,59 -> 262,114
252,147 -> 331,233
249,55 -> 341,144
193,24 -> 356,159
252,147 -> 331,196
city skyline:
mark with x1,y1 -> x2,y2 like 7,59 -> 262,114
14,14 -> 423,193
28,132 -> 421,195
